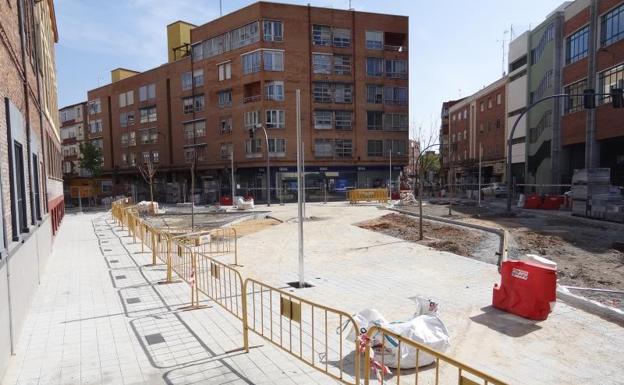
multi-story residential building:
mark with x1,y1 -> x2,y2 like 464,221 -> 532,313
507,31 -> 530,185
525,4 -> 567,192
561,0 -> 624,186
87,2 -> 409,203
60,102 -> 86,177
446,78 -> 508,186
439,99 -> 464,183
0,0 -> 63,378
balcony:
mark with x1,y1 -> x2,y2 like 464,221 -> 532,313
384,32 -> 407,52
244,81 -> 262,104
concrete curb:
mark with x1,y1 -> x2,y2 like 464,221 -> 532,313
387,207 -> 509,266
556,286 -> 624,326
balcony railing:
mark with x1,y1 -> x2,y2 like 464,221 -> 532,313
243,95 -> 262,103
384,44 -> 406,52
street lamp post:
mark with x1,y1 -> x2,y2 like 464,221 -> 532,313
230,146 -> 235,207
255,123 -> 271,207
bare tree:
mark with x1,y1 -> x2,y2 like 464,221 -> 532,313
415,120 -> 441,240
137,158 -> 158,215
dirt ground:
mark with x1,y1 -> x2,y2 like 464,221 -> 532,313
358,213 -> 484,258
399,200 -> 624,308
230,217 -> 281,237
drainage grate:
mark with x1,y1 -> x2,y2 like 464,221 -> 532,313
126,297 -> 141,304
115,275 -> 126,280
109,259 -> 118,263
144,333 -> 165,345
104,249 -> 112,252
286,281 -> 314,289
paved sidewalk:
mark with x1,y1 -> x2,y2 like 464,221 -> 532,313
3,203 -> 624,385
2,211 -> 337,385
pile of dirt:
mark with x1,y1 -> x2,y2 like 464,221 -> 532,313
358,213 -> 483,257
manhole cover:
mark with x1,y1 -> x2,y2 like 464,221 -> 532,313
144,333 -> 165,345
126,297 -> 141,304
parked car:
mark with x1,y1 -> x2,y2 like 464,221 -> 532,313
481,183 -> 507,197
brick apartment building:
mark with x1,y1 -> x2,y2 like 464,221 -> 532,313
0,0 -> 63,378
444,78 -> 508,186
561,0 -> 624,186
60,101 -> 111,204
439,98 -> 464,182
87,1 -> 409,203
441,0 -> 624,193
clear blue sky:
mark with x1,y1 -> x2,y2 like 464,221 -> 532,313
55,0 -> 564,140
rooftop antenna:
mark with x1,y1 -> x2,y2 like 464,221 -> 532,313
219,0 -> 222,16
497,30 -> 509,77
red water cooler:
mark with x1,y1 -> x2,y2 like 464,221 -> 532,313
492,257 -> 557,320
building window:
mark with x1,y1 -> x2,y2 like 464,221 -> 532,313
530,23 -> 555,65
184,120 -> 206,140
12,141 -> 27,236
367,85 -> 384,104
121,153 -> 128,165
383,113 -> 408,131
152,151 -> 159,163
383,86 -> 408,105
333,28 -> 351,48
118,90 -> 134,107
89,119 -> 102,134
598,64 -> 624,104
334,110 -> 352,130
218,90 -> 232,107
496,93 -> 502,105
313,82 -> 332,103
193,69 -> 204,87
128,131 -> 136,146
488,98 -> 493,109
263,50 -> 284,71
312,53 -> 332,74
140,128 -> 158,144
566,26 -> 589,64
314,110 -> 333,129
220,143 -> 233,159
242,51 -> 261,74
231,21 -> 260,49
265,110 -> 285,129
601,4 -> 624,46
312,24 -> 332,46
220,117 -> 232,134
480,102 -> 484,112
218,61 -> 232,81
88,99 -> 101,115
367,111 -> 383,130
263,20 -> 283,42
564,79 -> 587,113
142,151 -> 150,164
385,59 -> 407,78
139,106 -> 157,123
334,139 -> 353,158
367,140 -> 383,157
366,57 -> 383,77
365,30 -> 383,50
120,111 -> 135,127
268,138 -> 286,155
192,42 -> 203,61
334,83 -> 353,103
246,138 -> 263,155
334,55 -> 351,75
314,139 -> 333,157
183,95 -> 204,114
385,139 -> 407,156
139,84 -> 156,102
121,133 -> 129,147
244,110 -> 260,130
182,72 -> 193,90
265,81 -> 284,101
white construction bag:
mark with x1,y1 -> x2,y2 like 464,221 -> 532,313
346,300 -> 450,369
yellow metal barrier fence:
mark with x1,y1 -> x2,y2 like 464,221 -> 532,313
243,278 -> 361,385
108,200 -> 509,385
364,326 -> 508,385
347,189 -> 388,204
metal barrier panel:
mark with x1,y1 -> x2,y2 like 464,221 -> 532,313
243,278 -> 361,385
194,250 -> 245,320
348,189 -> 388,204
363,326 -> 508,385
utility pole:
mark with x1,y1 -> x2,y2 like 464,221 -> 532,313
388,143 -> 392,197
478,143 -> 482,208
230,146 -> 235,206
296,89 -> 305,288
